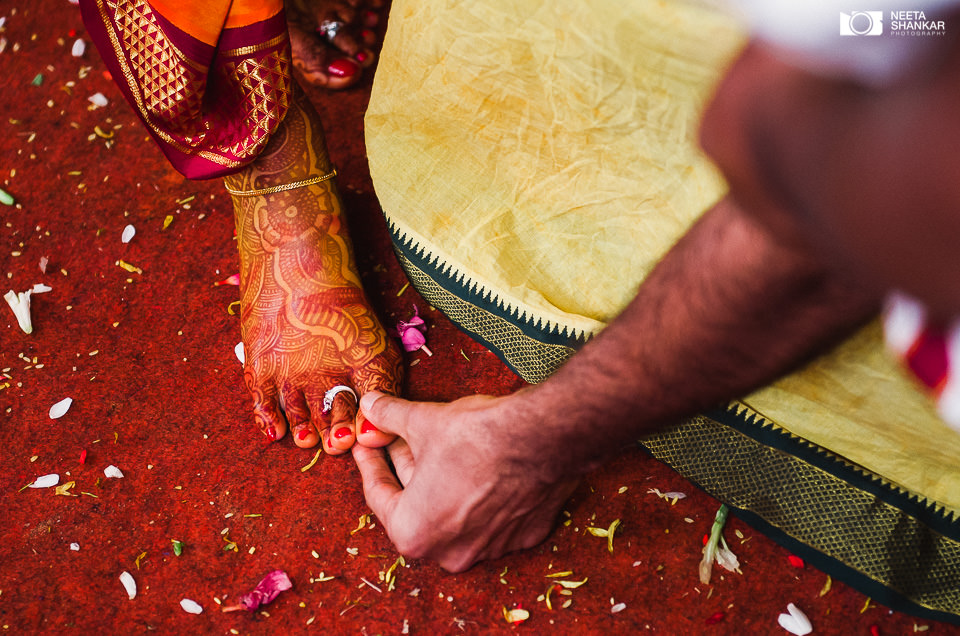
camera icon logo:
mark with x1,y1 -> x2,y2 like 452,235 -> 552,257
840,11 -> 884,35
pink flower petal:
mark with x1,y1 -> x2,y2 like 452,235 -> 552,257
238,570 -> 292,611
215,274 -> 241,286
395,306 -> 430,353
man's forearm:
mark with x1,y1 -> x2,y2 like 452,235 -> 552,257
517,196 -> 880,477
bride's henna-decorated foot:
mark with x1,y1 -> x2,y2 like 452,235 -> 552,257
225,88 -> 401,453
286,0 -> 383,90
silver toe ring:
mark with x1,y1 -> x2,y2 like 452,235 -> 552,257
318,19 -> 345,42
322,385 -> 357,414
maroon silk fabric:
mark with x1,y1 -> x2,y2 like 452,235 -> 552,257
79,0 -> 291,179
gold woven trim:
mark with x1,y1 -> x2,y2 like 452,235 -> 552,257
224,168 -> 337,197
642,414 -> 960,616
394,251 -> 576,384
222,33 -> 288,58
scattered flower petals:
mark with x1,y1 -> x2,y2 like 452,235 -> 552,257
215,273 -> 240,286
104,465 -> 124,479
716,545 -> 740,572
119,571 -> 137,599
28,474 -> 59,489
0,186 -> 14,206
88,92 -> 109,107
121,224 -> 135,244
171,539 -> 183,556
235,342 -> 245,365
395,305 -> 432,356
706,611 -> 726,625
49,397 -> 73,419
180,598 -> 203,614
502,607 -> 529,624
71,38 -> 86,57
819,575 -> 832,597
162,214 -> 174,230
611,602 -> 626,614
70,543 -> 80,551
4,289 -> 34,334
788,555 -> 805,569
79,449 -> 87,465
32,283 -> 52,294
39,256 -> 49,273
777,603 -> 812,636
225,570 -> 292,612
116,259 -> 142,274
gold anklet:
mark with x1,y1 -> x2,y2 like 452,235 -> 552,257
224,168 -> 337,197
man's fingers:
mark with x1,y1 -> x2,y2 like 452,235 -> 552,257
359,391 -> 413,438
352,444 -> 404,524
386,438 -> 415,486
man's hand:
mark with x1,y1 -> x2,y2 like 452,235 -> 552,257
352,391 -> 579,572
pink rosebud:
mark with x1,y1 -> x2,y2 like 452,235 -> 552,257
215,274 -> 241,286
395,306 -> 432,356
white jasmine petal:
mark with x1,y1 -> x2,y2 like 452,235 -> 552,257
120,571 -> 137,599
235,342 -> 245,365
104,465 -> 124,479
49,397 -> 72,419
5,289 -> 33,334
180,598 -> 203,614
71,38 -> 86,57
29,474 -> 59,488
88,92 -> 108,107
121,224 -> 136,244
611,602 -> 626,614
70,543 -> 80,551
716,545 -> 740,572
31,283 -> 52,294
777,603 -> 812,636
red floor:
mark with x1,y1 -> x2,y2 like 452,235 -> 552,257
1,2 -> 959,633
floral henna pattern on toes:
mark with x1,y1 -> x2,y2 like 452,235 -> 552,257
226,89 -> 402,448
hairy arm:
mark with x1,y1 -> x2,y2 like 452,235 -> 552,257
518,195 -> 879,479
356,193 -> 879,571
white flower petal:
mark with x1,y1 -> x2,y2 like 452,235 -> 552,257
88,92 -> 108,107
180,598 -> 203,614
611,602 -> 626,614
29,474 -> 59,488
777,603 -> 812,636
70,543 -> 80,551
71,38 -> 86,57
121,224 -> 136,244
235,342 -> 245,365
49,397 -> 72,419
104,465 -> 124,479
5,289 -> 33,334
716,546 -> 740,572
31,283 -> 52,294
120,571 -> 137,599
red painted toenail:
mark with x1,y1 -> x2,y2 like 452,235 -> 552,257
296,429 -> 311,440
327,58 -> 359,78
333,427 -> 351,439
360,421 -> 378,435
266,427 -> 277,441
355,52 -> 368,63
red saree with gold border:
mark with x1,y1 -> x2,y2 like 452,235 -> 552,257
79,0 -> 291,179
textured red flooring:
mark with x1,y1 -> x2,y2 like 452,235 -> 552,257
1,2 -> 959,634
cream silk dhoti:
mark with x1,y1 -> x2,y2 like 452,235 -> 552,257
365,0 -> 960,622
